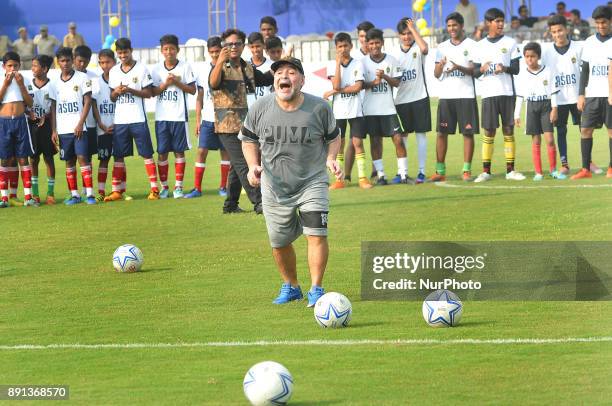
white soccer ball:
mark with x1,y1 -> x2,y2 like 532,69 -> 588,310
422,289 -> 463,327
314,292 -> 352,328
243,361 -> 293,406
112,244 -> 144,273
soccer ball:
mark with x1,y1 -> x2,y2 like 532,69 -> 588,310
112,244 -> 144,273
422,289 -> 463,327
243,361 -> 293,406
314,292 -> 352,328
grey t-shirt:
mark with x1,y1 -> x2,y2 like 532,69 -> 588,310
240,93 -> 339,203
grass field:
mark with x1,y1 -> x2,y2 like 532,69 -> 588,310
1,104 -> 612,404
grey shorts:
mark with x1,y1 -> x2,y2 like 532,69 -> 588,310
263,183 -> 329,248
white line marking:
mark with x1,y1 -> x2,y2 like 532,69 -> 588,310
1,337 -> 611,350
435,182 -> 612,189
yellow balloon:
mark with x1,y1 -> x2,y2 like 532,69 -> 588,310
417,0 -> 427,5
416,18 -> 428,30
412,2 -> 423,12
109,15 -> 120,27
419,27 -> 431,36
110,41 -> 117,52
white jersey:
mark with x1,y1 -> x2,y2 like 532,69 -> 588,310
581,34 -> 611,98
474,35 -> 521,98
247,58 -> 273,107
514,65 -> 559,119
109,61 -> 153,124
49,70 -> 92,135
350,47 -> 368,61
151,60 -> 195,122
82,70 -> 99,128
31,78 -> 52,118
94,75 -> 115,136
1,74 -> 33,104
393,42 -> 428,104
541,41 -> 583,105
435,37 -> 478,99
327,58 -> 364,119
362,54 -> 402,116
196,63 -> 215,123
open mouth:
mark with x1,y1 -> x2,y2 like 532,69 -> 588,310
278,81 -> 291,91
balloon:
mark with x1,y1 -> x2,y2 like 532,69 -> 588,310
105,34 -> 115,42
413,1 -> 423,12
109,16 -> 120,27
417,0 -> 427,5
416,18 -> 428,30
419,27 -> 431,36
102,41 -> 110,49
423,1 -> 431,11
110,41 -> 116,52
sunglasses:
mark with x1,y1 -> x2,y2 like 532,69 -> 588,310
224,42 -> 243,48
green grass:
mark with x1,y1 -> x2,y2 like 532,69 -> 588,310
1,103 -> 611,404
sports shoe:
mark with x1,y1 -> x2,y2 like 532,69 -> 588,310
571,168 -> 592,180
462,171 -> 472,182
400,176 -> 415,185
85,196 -> 97,205
307,286 -> 325,307
96,194 -> 105,203
474,172 -> 491,183
376,176 -> 388,186
173,187 -> 184,199
45,195 -> 56,205
147,190 -> 160,200
416,172 -> 426,184
159,188 -> 170,199
123,194 -> 133,201
64,196 -> 82,206
390,174 -> 402,184
254,203 -> 263,215
551,170 -> 567,180
104,191 -> 123,202
607,167 -> 612,178
429,173 -> 446,182
370,169 -> 378,181
23,198 -> 40,207
560,166 -> 570,175
505,171 -> 526,181
33,196 -> 41,204
344,176 -> 352,184
9,197 -> 22,207
272,283 -> 303,304
590,162 -> 603,175
329,180 -> 345,190
218,187 -> 227,197
358,177 -> 373,189
223,206 -> 245,214
184,188 -> 202,198
0,200 -> 8,208
533,173 -> 544,181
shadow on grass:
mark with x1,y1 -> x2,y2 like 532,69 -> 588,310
348,321 -> 386,329
458,320 -> 496,328
332,191 -> 510,209
292,400 -> 344,405
137,267 -> 174,274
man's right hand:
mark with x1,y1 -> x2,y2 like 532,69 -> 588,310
218,47 -> 231,64
577,95 -> 585,112
3,71 -> 14,87
247,165 -> 262,187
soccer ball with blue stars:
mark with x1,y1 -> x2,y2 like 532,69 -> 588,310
422,289 -> 463,327
314,292 -> 352,328
112,244 -> 144,273
243,361 -> 293,406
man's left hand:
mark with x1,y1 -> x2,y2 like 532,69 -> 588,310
326,159 -> 343,180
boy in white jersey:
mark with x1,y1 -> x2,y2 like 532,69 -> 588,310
265,36 -> 284,63
362,28 -> 407,185
247,32 -> 273,108
393,17 -> 430,184
29,54 -> 56,204
514,42 -> 565,181
473,8 -> 525,182
432,12 -> 480,182
74,45 -> 99,166
49,47 -> 95,205
543,16 -> 584,174
92,49 -> 117,201
151,34 -> 196,198
107,37 -> 159,200
0,51 -> 35,208
351,21 -> 374,61
572,6 -> 612,179
184,36 -> 231,198
323,32 -> 372,189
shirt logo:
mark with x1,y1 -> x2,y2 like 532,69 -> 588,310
73,85 -> 79,91
354,70 -> 358,76
571,56 -> 576,63
320,213 -> 328,226
132,77 -> 138,83
501,48 -> 507,54
27,85 -> 33,91
386,67 -> 390,73
543,80 -> 548,86
85,80 -> 92,87
413,52 -> 417,59
463,50 -> 468,56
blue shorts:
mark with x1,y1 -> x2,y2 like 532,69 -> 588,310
198,120 -> 224,150
86,127 -> 98,157
155,121 -> 191,154
0,115 -> 34,159
59,133 -> 89,161
97,133 -> 113,161
112,122 -> 154,158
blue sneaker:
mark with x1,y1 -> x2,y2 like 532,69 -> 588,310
416,172 -> 426,184
64,196 -> 82,206
159,188 -> 170,199
173,187 -> 184,199
307,286 -> 325,307
0,200 -> 9,208
272,283 -> 303,304
184,188 -> 202,198
218,187 -> 227,197
86,196 -> 97,205
390,174 -> 402,184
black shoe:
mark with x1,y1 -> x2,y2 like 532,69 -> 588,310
401,176 -> 415,185
370,169 -> 378,181
223,206 -> 245,214
254,203 -> 263,215
376,176 -> 388,186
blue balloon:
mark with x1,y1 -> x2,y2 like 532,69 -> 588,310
423,1 -> 431,11
105,34 -> 115,42
103,40 -> 111,49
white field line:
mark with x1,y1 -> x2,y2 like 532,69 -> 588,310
1,337 -> 611,350
435,182 -> 612,189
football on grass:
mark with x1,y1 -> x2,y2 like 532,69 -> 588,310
112,244 -> 144,273
243,361 -> 293,406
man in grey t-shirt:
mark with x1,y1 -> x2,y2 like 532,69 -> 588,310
240,57 -> 343,307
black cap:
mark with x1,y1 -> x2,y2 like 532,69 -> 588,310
270,56 -> 304,74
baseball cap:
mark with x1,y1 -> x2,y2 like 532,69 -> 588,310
68,22 -> 77,28
40,25 -> 48,32
18,27 -> 26,33
270,56 -> 304,74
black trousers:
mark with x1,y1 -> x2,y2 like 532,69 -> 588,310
218,133 -> 261,210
